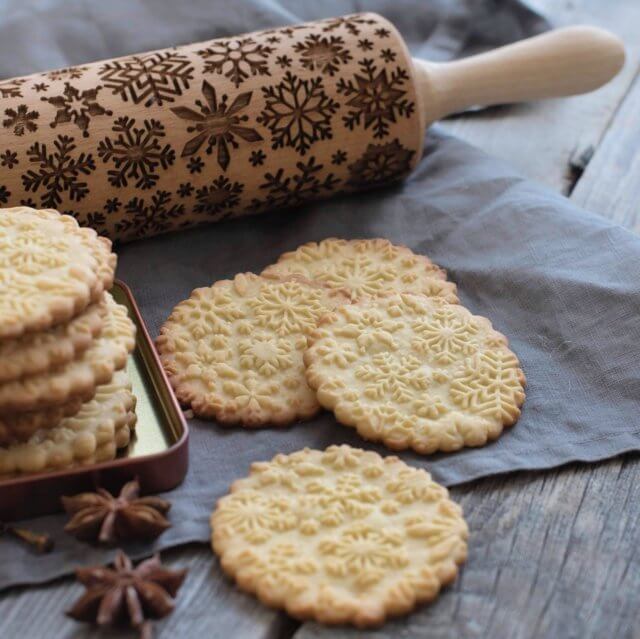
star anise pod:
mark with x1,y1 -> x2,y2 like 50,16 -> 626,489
67,550 -> 187,639
62,478 -> 171,544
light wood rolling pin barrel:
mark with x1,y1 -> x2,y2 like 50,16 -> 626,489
0,13 -> 624,242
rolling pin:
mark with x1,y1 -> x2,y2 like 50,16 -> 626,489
0,13 -> 624,242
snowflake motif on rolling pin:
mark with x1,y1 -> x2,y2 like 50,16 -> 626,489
292,34 -> 353,76
41,83 -> 112,138
258,72 -> 339,155
197,37 -> 273,88
99,52 -> 194,107
171,80 -> 262,171
22,135 -> 95,208
337,59 -> 415,138
116,190 -> 184,240
194,176 -> 244,218
3,104 -> 39,136
0,78 -> 26,98
97,117 -> 175,189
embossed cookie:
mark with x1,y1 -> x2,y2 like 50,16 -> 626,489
0,293 -> 136,413
262,238 -> 458,303
305,293 -> 526,454
0,397 -> 84,446
0,370 -> 136,476
0,298 -> 106,384
157,273 -> 346,426
0,207 -> 115,338
35,207 -> 117,298
211,445 -> 468,627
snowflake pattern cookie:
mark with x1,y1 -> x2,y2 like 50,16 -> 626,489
262,238 -> 458,303
0,293 -> 135,413
305,293 -> 526,454
0,298 -> 106,384
0,207 -> 114,338
211,445 -> 468,627
0,396 -> 84,446
0,370 -> 136,476
33,207 -> 117,298
157,273 -> 346,426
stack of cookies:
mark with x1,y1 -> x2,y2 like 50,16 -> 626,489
158,238 -> 526,453
0,207 -> 137,476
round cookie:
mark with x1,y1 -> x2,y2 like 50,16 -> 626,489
0,397 -> 84,446
0,293 -> 136,413
305,293 -> 526,454
0,369 -> 137,476
157,273 -> 346,426
211,445 -> 468,627
0,298 -> 106,384
262,238 -> 458,303
35,207 -> 116,299
0,207 -> 114,339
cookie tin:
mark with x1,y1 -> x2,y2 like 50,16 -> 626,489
0,280 -> 189,521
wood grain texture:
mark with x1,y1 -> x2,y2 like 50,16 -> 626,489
439,0 -> 640,194
0,543 -> 295,639
571,69 -> 640,230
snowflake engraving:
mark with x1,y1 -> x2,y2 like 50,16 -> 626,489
170,80 -> 262,170
347,139 -> 414,188
258,72 -> 338,155
97,116 -> 175,189
194,176 -> 243,218
0,150 -> 18,168
46,67 -> 88,81
292,34 -> 352,76
41,83 -> 112,137
116,190 -> 185,239
66,209 -> 108,236
22,135 -> 96,208
3,104 -> 39,136
99,51 -> 194,107
252,157 -> 339,211
197,37 -> 273,88
264,24 -> 311,39
337,59 -> 415,138
0,79 -> 26,98
320,14 -> 376,36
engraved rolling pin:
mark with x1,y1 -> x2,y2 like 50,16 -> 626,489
0,13 -> 624,242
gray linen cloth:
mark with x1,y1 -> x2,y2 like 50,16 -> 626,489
4,0 -> 640,591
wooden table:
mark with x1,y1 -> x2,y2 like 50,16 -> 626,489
2,1 -> 639,637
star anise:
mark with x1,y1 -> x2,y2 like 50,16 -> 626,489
62,478 -> 171,544
67,550 -> 187,639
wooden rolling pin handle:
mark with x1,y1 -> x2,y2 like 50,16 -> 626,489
412,26 -> 626,123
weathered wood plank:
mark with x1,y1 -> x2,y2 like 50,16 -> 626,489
439,0 -> 640,195
294,455 -> 640,639
0,544 -> 295,639
571,69 -> 640,230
